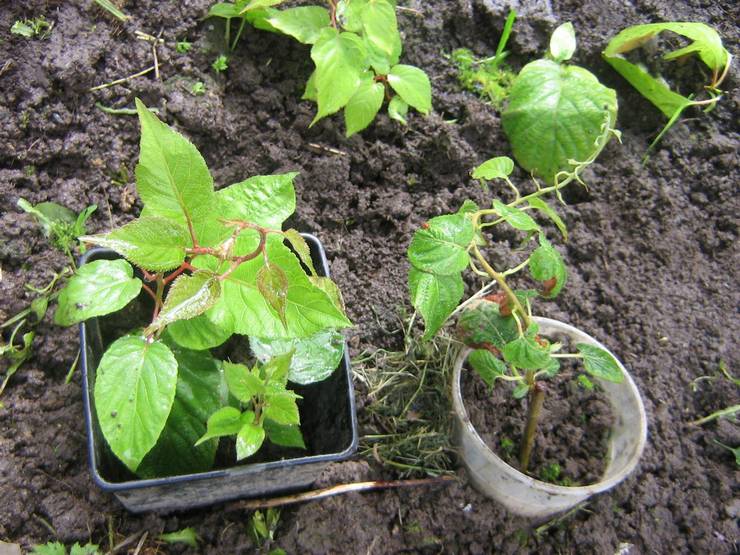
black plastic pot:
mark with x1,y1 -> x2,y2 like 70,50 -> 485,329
79,234 -> 358,513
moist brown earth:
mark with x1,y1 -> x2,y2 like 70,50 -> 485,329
1,0 -> 739,553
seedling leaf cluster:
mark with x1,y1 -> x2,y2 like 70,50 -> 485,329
207,0 -> 432,136
54,100 -> 351,475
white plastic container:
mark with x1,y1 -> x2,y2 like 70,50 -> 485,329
451,317 -> 647,519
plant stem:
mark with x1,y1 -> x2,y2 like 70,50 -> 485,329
691,404 -> 740,426
519,380 -> 545,472
471,243 -> 531,329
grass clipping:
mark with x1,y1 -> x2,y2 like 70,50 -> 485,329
354,317 -> 459,477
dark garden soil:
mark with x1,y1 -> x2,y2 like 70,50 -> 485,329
1,0 -> 739,553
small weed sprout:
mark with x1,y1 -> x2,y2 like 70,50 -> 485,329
176,40 -> 192,53
451,10 -> 517,109
212,54 -> 229,72
191,81 -> 206,96
1,199 -> 96,394
11,16 -> 52,39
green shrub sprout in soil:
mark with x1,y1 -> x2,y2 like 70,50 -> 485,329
10,16 -> 53,39
54,99 -> 352,476
451,10 -> 517,110
0,200 -> 96,395
407,134 -> 622,473
502,22 -> 618,185
207,0 -> 432,136
603,22 -> 731,154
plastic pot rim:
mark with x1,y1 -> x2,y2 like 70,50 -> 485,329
451,316 -> 648,503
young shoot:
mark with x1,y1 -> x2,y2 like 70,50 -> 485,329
502,22 -> 619,185
407,136 -> 623,474
603,22 -> 732,155
206,0 -> 432,136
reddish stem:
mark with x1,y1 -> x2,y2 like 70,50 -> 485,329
162,261 -> 195,286
219,230 -> 266,281
141,283 -> 157,303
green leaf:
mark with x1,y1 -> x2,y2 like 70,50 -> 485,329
602,53 -> 689,120
303,70 -> 318,101
408,267 -> 464,339
134,99 -> 215,228
407,214 -> 474,275
310,29 -> 367,124
94,336 -> 178,472
220,235 -> 351,338
167,311 -> 232,350
257,262 -> 290,328
236,419 -> 266,460
148,271 -> 221,332
137,344 -> 223,478
30,542 -> 66,555
468,349 -> 508,387
250,329 -> 344,385
493,200 -> 539,232
158,528 -> 200,548
471,156 -> 514,180
336,0 -> 364,32
577,343 -> 623,383
344,77 -> 385,136
80,216 -> 190,272
266,6 -> 329,44
208,2 -> 241,18
360,0 -> 401,62
309,276 -> 346,313
239,0 -> 284,13
529,234 -> 567,297
527,198 -> 567,241
502,59 -> 618,184
196,407 -> 244,445
503,335 -> 552,370
513,383 -> 529,399
55,259 -> 142,326
264,420 -> 305,449
550,22 -> 576,62
388,95 -> 408,125
458,301 -> 518,350
604,23 -> 729,93
264,392 -> 300,425
387,64 -> 432,114
218,172 -> 297,229
224,361 -> 265,402
18,199 -> 76,234
69,544 -> 100,555
262,351 -> 293,385
284,229 -> 317,276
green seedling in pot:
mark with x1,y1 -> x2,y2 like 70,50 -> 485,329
603,22 -> 731,155
54,99 -> 351,476
502,23 -> 619,186
207,0 -> 432,136
407,108 -> 622,472
1,200 -> 96,395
